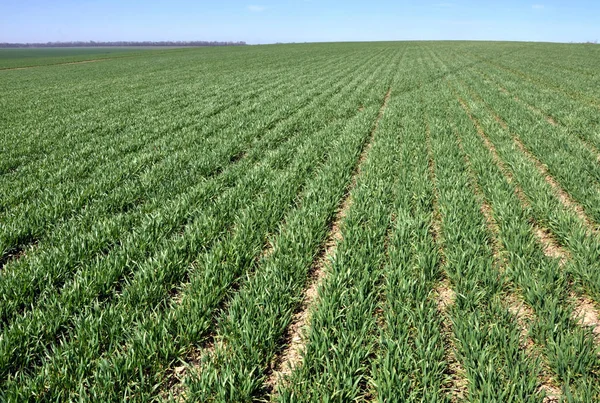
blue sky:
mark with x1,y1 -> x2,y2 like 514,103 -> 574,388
0,0 -> 598,44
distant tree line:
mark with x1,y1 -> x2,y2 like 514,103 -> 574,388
0,41 -> 247,48
567,40 -> 598,44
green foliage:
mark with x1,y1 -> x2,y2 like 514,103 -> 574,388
1,42 -> 599,402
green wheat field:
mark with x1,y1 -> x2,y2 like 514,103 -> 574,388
1,42 -> 600,402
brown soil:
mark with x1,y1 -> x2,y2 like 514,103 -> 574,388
454,126 -> 506,271
260,239 -> 275,261
507,90 -> 558,127
544,115 -> 558,126
540,385 -> 563,403
486,87 -> 600,228
264,256 -> 327,390
462,136 -> 562,400
457,93 -> 598,240
436,281 -> 456,312
0,248 -> 26,271
505,294 -> 535,347
0,240 -> 38,272
162,341 -> 220,402
166,236 -> 275,398
533,226 -> 569,265
572,295 -> 600,344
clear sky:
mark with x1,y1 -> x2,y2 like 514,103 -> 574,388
0,0 -> 598,44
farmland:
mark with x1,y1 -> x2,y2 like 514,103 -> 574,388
1,41 -> 600,401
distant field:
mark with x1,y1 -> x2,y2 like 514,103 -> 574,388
2,41 -> 600,402
0,47 -> 192,69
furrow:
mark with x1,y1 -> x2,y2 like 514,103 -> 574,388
572,296 -> 600,345
0,49 -> 370,272
166,53 -> 399,403
455,97 -> 528,202
272,50 -> 406,401
533,226 -> 570,266
0,244 -> 29,272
